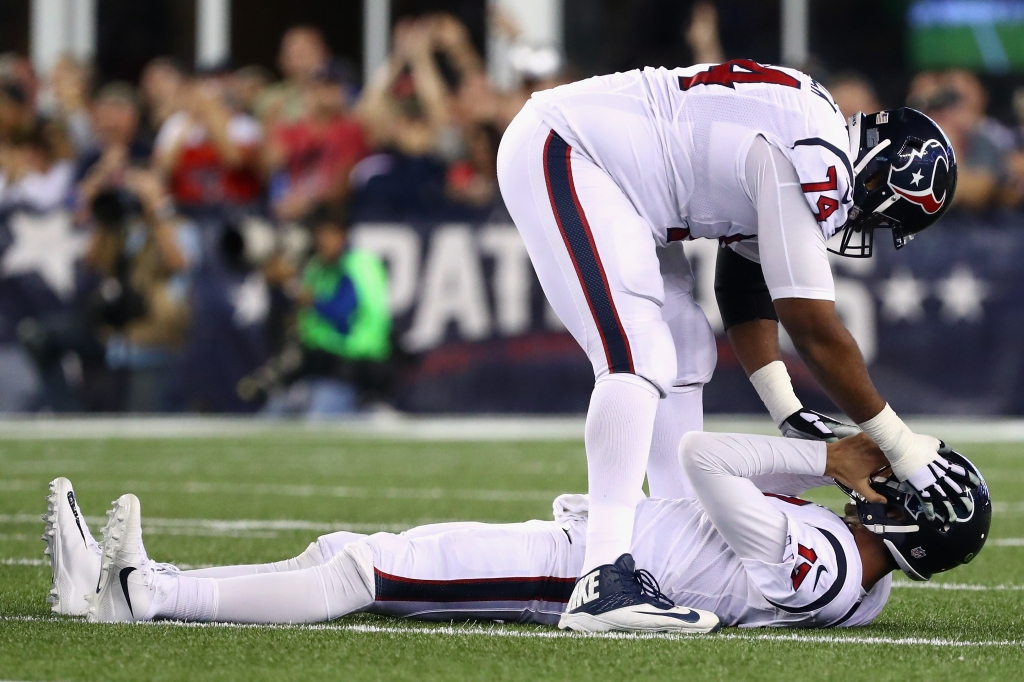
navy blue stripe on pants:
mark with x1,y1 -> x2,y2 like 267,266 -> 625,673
374,568 -> 576,604
542,131 -> 634,374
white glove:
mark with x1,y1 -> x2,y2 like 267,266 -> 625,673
905,441 -> 981,525
859,405 -> 977,525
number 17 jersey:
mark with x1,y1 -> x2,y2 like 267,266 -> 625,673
529,62 -> 854,247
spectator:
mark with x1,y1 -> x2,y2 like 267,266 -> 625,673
263,202 -> 391,415
1004,86 -> 1024,206
908,70 -> 1006,210
827,71 -> 881,119
685,1 -> 725,64
0,79 -> 34,143
139,58 -> 187,143
0,53 -> 38,111
232,65 -> 275,117
445,121 -> 500,207
153,72 -> 263,210
264,67 -> 368,221
40,56 -> 95,154
255,26 -> 330,125
0,120 -> 74,213
357,18 -> 455,158
83,168 -> 198,411
75,82 -> 151,188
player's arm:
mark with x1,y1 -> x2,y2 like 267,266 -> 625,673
749,137 -> 974,523
679,431 -> 885,563
715,246 -> 859,442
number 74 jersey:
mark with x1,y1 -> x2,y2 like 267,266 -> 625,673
530,61 -> 854,246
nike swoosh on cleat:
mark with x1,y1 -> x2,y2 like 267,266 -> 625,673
119,567 -> 137,616
67,491 -> 86,544
637,610 -> 701,623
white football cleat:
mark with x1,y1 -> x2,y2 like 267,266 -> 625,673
558,554 -> 720,634
42,477 -> 102,616
88,493 -> 169,623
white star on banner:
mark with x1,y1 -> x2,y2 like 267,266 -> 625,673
878,268 -> 928,322
911,170 -> 924,186
0,210 -> 86,300
935,264 -> 988,323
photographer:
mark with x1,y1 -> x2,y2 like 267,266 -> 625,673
256,202 -> 391,416
84,169 -> 198,411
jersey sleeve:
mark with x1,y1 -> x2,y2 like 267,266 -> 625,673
748,473 -> 835,497
740,513 -> 859,623
785,137 -> 854,241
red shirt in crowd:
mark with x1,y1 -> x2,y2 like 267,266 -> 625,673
155,112 -> 264,206
272,116 -> 368,199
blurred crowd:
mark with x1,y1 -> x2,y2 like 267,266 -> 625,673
1,8 -> 1023,415
829,68 -> 1024,211
0,15 -> 564,415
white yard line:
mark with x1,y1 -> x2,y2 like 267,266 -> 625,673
0,513 -> 415,536
1,557 -> 215,570
0,615 -> 1020,647
1,415 -> 1024,443
892,581 -> 1024,591
0,479 -> 561,503
993,538 -> 1024,546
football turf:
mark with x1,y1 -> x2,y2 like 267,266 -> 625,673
1,428 -> 1022,681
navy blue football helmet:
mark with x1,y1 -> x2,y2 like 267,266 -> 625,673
833,108 -> 958,257
836,447 -> 991,581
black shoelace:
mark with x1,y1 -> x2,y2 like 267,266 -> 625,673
633,568 -> 675,608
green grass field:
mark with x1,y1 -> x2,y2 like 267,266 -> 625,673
1,426 -> 1022,681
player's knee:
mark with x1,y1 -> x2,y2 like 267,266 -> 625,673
293,541 -> 328,570
612,318 -> 676,396
678,431 -> 722,476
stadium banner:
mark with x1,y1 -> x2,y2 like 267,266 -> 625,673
351,214 -> 1024,415
0,209 -> 1019,414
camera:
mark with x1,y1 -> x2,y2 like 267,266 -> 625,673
91,188 -> 143,229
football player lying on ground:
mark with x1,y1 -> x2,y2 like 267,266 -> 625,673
43,431 -> 989,632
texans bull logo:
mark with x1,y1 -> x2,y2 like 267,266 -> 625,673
887,138 -> 950,214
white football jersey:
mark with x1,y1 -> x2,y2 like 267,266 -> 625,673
530,62 -> 854,247
630,494 -> 891,628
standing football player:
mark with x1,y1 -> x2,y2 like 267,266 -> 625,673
495,60 -> 970,632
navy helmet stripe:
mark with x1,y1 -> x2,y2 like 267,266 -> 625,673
543,131 -> 634,374
375,568 -> 576,604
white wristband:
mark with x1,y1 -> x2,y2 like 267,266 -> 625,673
749,361 -> 803,426
857,404 -> 927,479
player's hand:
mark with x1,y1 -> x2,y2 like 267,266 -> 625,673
824,433 -> 887,504
905,439 -> 981,525
780,409 -> 862,443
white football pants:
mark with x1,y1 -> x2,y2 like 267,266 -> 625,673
170,519 -> 587,625
496,102 -> 715,569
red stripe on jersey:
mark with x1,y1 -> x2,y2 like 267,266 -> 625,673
763,492 -> 812,506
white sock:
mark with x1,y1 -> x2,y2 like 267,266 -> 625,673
205,543 -> 374,624
155,574 -> 217,621
749,361 -> 803,426
582,374 -> 660,573
181,541 -> 330,579
647,387 -> 702,499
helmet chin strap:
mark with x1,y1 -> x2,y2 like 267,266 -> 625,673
883,538 -> 929,581
873,192 -> 901,214
854,139 -> 892,176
